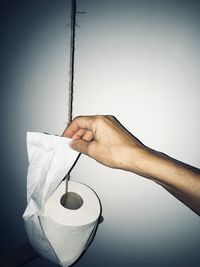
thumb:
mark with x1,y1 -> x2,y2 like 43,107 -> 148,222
69,139 -> 90,155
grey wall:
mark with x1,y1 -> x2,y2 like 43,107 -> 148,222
0,0 -> 71,266
1,1 -> 200,267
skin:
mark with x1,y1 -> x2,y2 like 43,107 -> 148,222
62,115 -> 200,216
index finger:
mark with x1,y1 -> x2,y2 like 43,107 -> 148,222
62,116 -> 93,138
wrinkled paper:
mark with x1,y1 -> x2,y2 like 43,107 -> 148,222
23,132 -> 79,263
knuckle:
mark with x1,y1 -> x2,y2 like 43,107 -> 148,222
93,115 -> 104,124
74,115 -> 83,121
92,115 -> 116,128
105,114 -> 115,120
94,115 -> 103,120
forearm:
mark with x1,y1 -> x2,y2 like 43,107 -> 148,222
63,115 -> 200,216
126,146 -> 200,215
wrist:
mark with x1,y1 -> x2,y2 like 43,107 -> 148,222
124,144 -> 162,179
117,143 -> 149,174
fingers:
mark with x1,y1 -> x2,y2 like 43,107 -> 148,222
62,116 -> 93,138
70,139 -> 91,155
63,116 -> 97,156
71,128 -> 88,140
82,130 -> 94,141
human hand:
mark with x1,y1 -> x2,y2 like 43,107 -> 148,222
62,115 -> 145,170
63,115 -> 200,216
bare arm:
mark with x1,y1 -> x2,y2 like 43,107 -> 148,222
63,115 -> 200,216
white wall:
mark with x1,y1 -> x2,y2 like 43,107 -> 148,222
71,1 -> 200,266
1,1 -> 199,267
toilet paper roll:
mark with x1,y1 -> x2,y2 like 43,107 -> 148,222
23,132 -> 101,267
39,180 -> 101,266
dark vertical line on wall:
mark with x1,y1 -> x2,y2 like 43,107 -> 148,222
68,0 -> 76,123
66,0 -> 77,195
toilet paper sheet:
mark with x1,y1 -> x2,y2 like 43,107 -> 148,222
23,132 -> 101,266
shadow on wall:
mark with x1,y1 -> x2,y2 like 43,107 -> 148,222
0,0 -> 70,259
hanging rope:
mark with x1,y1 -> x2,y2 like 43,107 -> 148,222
68,0 -> 76,124
65,0 -> 77,195
65,1 -> 85,197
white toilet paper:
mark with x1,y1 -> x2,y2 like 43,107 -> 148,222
23,132 -> 101,266
40,180 -> 101,266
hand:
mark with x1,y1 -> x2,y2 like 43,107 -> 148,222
62,115 -> 145,170
63,115 -> 200,215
